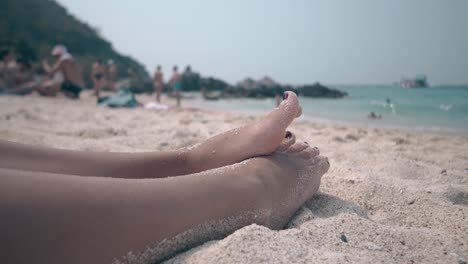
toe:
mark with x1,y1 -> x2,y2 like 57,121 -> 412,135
311,147 -> 320,157
285,142 -> 309,153
276,131 -> 296,152
299,146 -> 320,159
310,156 -> 330,174
278,91 -> 301,121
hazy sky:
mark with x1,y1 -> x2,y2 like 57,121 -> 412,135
56,0 -> 468,85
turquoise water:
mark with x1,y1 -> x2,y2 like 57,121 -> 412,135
188,85 -> 468,132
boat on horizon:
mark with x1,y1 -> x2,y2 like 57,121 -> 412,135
400,75 -> 429,88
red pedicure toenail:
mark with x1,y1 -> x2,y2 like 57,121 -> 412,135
283,92 -> 289,100
285,131 -> 292,138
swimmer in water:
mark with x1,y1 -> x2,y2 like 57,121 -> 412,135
368,111 -> 382,119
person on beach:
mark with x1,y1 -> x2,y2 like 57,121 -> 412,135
107,59 -> 118,91
0,49 -> 18,71
41,45 -> 84,98
0,58 -> 39,95
92,59 -> 106,97
170,65 -> 182,107
0,50 -> 19,90
13,58 -> 34,85
153,65 -> 164,103
3,58 -> 37,95
0,91 -> 329,264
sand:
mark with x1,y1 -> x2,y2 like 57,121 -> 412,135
0,91 -> 467,264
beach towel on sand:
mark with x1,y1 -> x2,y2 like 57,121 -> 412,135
144,102 -> 169,111
98,89 -> 139,108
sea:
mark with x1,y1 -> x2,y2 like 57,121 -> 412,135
186,85 -> 468,133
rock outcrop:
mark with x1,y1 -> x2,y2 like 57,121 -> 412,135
228,77 -> 347,99
147,68 -> 348,99
299,82 -> 348,98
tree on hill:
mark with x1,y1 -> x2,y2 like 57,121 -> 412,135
0,0 -> 149,87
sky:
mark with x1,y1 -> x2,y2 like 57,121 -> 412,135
56,0 -> 468,85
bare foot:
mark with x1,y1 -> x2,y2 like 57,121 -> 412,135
187,91 -> 303,173
0,135 -> 328,264
0,92 -> 303,180
247,141 -> 328,229
116,140 -> 329,263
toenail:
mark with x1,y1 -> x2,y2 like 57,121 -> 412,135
304,141 -> 309,145
313,147 -> 318,150
283,92 -> 289,100
285,131 -> 292,138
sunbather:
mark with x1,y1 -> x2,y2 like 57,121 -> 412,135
0,92 -> 329,264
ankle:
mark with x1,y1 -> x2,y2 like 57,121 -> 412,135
247,124 -> 280,155
243,158 -> 292,219
234,164 -> 275,226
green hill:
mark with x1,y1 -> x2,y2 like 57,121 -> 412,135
0,0 -> 149,86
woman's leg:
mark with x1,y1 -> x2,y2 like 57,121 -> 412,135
93,78 -> 100,97
175,90 -> 181,107
155,84 -> 162,103
0,92 -> 302,179
0,143 -> 328,264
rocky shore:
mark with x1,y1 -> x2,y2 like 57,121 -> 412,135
130,69 -> 348,99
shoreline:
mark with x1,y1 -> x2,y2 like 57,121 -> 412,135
180,95 -> 468,136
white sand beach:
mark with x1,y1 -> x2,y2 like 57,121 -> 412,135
1,92 -> 467,264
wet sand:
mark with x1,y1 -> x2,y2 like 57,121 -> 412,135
0,91 -> 467,263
